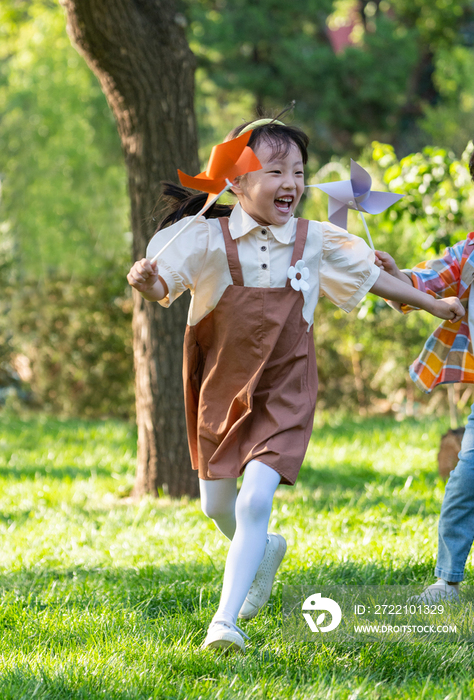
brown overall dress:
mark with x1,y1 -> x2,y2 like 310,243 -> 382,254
182,217 -> 318,485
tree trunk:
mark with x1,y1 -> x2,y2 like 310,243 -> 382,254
60,0 -> 200,497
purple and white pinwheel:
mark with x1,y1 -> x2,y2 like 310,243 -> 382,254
307,159 -> 403,250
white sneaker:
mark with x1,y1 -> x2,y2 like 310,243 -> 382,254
238,533 -> 287,620
411,581 -> 460,604
201,618 -> 249,652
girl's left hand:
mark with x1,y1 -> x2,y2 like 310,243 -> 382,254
432,296 -> 465,324
375,251 -> 413,286
375,250 -> 399,275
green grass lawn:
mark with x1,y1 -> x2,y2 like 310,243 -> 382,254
0,409 -> 472,699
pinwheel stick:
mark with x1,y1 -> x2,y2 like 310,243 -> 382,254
356,210 -> 375,252
149,179 -> 233,264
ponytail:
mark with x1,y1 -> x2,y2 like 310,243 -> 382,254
155,182 -> 234,231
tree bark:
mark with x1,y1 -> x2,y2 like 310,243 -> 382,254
60,0 -> 200,497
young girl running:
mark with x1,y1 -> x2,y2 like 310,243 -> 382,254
127,118 -> 464,651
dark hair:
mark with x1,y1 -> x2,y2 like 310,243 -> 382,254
156,182 -> 233,230
470,149 -> 474,182
155,119 -> 310,230
229,121 -> 309,166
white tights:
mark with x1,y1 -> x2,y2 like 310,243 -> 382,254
199,459 -> 281,625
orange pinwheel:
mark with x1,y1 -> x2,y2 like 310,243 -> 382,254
178,130 -> 262,205
149,130 -> 262,264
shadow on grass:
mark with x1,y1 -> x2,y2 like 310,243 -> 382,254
311,413 -> 449,440
298,460 -> 381,489
0,413 -> 136,481
0,564 -> 219,619
295,460 -> 441,518
0,411 -> 136,439
0,559 -> 457,619
2,562 -> 474,699
0,670 -> 134,700
0,463 -> 118,480
0,411 -> 442,522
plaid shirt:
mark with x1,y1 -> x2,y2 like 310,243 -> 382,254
402,232 -> 474,392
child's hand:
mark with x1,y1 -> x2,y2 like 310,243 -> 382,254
431,296 -> 465,324
127,258 -> 167,301
127,258 -> 159,292
375,250 -> 413,286
375,250 -> 400,275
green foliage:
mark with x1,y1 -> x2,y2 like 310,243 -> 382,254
372,140 -> 474,255
0,225 -> 15,376
1,0 -> 473,419
188,0 -> 474,160
421,46 -> 474,156
188,0 -> 418,159
313,298 -> 436,412
389,0 -> 472,48
0,0 -> 129,277
0,1 -> 133,416
305,141 -> 474,411
9,264 -> 134,418
3,411 -> 474,697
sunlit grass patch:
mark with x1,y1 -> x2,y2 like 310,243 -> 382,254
1,409 -> 473,699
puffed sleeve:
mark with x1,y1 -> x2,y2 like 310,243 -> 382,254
146,216 -> 210,308
319,223 -> 380,312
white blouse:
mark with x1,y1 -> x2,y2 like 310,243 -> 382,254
146,203 -> 380,328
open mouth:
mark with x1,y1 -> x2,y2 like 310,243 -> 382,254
274,196 -> 294,213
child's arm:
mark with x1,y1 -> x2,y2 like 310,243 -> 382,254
375,251 -> 413,286
127,258 -> 168,301
369,269 -> 464,323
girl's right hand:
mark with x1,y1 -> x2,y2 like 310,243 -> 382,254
127,258 -> 163,298
127,258 -> 159,292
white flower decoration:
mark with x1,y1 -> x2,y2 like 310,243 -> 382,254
287,259 -> 310,292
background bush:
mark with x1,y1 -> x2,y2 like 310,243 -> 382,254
2,1 -> 474,419
8,262 -> 134,418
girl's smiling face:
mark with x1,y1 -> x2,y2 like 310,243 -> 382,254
231,139 -> 305,227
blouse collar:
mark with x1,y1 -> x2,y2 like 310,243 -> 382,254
228,203 -> 295,244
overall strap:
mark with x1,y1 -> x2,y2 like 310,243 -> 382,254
286,219 -> 309,288
219,217 -> 244,286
